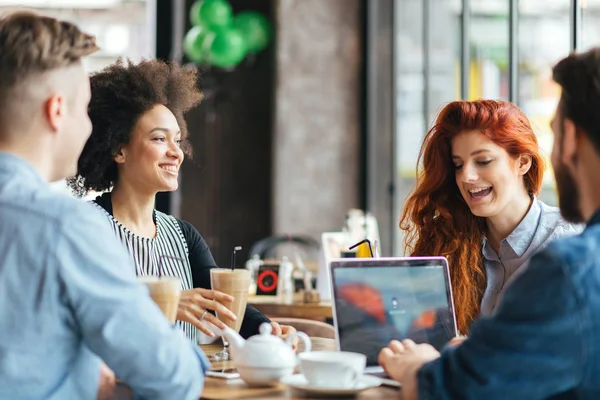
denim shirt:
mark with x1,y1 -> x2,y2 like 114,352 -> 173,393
0,152 -> 209,400
418,208 -> 600,399
481,198 -> 583,314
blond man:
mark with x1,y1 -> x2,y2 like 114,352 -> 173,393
0,11 -> 208,400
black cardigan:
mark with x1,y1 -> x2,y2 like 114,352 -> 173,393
94,193 -> 270,338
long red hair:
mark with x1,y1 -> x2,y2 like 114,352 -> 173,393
400,100 -> 545,334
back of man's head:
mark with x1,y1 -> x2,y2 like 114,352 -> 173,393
0,11 -> 98,136
553,47 -> 600,152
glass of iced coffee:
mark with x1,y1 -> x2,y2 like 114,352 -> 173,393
210,268 -> 250,361
138,276 -> 181,324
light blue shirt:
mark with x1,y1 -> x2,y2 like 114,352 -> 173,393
481,198 -> 583,314
0,152 -> 209,399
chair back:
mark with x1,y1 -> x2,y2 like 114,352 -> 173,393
271,317 -> 335,339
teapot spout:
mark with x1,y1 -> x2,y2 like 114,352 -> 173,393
205,323 -> 245,357
221,326 -> 245,353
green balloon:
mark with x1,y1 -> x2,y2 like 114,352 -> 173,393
189,1 -> 202,26
206,27 -> 247,68
195,0 -> 233,29
234,11 -> 272,53
183,25 -> 210,63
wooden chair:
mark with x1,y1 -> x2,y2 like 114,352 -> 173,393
272,317 -> 336,339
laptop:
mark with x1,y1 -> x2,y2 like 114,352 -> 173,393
330,257 -> 458,384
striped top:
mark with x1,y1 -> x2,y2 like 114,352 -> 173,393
92,200 -> 199,344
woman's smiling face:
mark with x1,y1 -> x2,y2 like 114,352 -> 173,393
115,104 -> 184,193
452,130 -> 532,218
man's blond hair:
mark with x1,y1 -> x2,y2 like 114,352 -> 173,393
0,11 -> 98,131
0,11 -> 97,88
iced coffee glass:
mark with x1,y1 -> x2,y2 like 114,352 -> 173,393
210,268 -> 250,361
138,276 -> 181,324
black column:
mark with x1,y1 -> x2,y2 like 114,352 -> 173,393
179,0 -> 275,266
154,0 -> 175,213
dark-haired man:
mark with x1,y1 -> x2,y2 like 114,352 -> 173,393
378,48 -> 600,399
0,11 -> 208,400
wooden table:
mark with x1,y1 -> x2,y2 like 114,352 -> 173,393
200,338 -> 402,399
248,295 -> 333,319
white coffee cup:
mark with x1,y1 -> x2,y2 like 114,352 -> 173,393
298,351 -> 366,389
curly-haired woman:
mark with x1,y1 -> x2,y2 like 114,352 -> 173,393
400,100 -> 581,335
68,59 -> 294,343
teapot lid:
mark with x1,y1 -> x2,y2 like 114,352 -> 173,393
235,323 -> 297,368
248,323 -> 291,347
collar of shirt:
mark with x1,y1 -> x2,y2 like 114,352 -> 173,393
482,197 -> 542,260
0,151 -> 46,188
586,208 -> 600,229
94,191 -> 158,224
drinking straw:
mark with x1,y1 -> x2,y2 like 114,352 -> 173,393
349,239 -> 374,258
231,246 -> 242,270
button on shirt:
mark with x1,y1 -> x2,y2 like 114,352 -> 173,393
0,152 -> 209,400
480,198 -> 582,314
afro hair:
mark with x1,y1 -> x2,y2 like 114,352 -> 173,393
67,58 -> 202,197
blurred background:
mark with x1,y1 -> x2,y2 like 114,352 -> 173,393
3,0 -> 599,264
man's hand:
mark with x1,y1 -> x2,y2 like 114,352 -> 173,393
447,335 -> 468,347
96,362 -> 116,400
378,340 -> 440,399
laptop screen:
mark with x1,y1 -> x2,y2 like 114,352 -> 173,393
330,258 -> 457,366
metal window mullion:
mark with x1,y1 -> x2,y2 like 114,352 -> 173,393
366,0 -> 379,250
460,0 -> 470,100
366,0 -> 395,256
508,0 -> 518,104
571,0 -> 581,52
170,0 -> 185,62
423,0 -> 431,127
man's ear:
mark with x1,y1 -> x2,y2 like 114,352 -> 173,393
561,117 -> 578,169
45,93 -> 64,133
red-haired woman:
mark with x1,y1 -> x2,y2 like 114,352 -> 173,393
400,100 -> 580,335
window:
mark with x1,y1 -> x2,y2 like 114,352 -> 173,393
377,0 -> 595,254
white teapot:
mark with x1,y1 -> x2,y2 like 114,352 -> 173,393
216,322 -> 311,386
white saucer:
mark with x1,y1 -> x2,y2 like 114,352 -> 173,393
280,374 -> 381,396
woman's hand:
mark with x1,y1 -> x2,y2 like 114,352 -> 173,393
176,288 -> 237,337
270,322 -> 299,350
